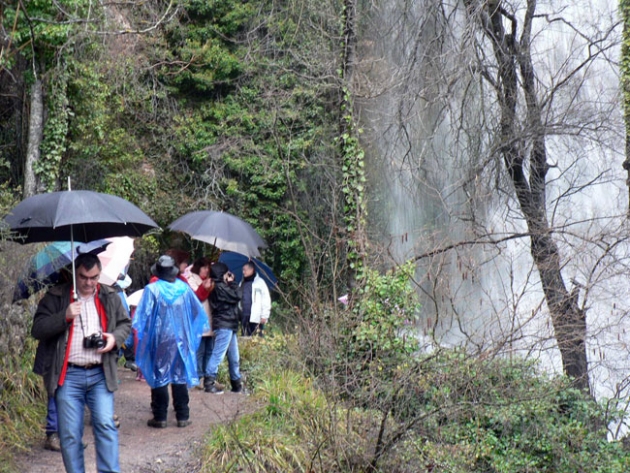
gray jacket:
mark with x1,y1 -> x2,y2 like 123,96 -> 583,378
32,283 -> 131,395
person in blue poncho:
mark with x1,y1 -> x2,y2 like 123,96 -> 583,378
132,255 -> 209,428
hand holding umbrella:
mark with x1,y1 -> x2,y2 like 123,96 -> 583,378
4,187 -> 158,298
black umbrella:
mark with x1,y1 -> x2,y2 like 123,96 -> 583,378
168,210 -> 266,257
4,189 -> 158,295
4,190 -> 158,243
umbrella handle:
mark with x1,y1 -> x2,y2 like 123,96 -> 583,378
71,225 -> 77,300
69,178 -> 77,299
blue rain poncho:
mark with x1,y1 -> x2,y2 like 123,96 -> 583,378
133,279 -> 209,389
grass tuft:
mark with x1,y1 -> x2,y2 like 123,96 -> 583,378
0,339 -> 46,472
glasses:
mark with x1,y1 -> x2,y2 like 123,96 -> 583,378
77,273 -> 100,282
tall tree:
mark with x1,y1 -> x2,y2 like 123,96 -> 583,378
462,0 -> 590,391
356,0 -> 620,395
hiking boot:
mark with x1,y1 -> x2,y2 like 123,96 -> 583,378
230,379 -> 248,394
195,377 -> 205,390
44,432 -> 61,452
124,361 -> 138,372
177,420 -> 192,428
204,377 -> 224,394
147,418 -> 167,428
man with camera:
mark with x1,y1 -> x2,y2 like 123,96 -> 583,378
32,253 -> 131,473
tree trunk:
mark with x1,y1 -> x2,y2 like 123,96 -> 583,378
23,79 -> 44,198
467,0 -> 590,392
339,0 -> 368,291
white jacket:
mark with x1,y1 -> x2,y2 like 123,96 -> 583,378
243,274 -> 272,324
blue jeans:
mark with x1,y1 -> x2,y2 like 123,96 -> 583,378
196,336 -> 215,378
55,366 -> 119,473
206,329 -> 241,381
46,395 -> 58,435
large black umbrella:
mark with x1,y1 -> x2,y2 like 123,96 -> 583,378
4,189 -> 159,294
4,190 -> 158,243
168,210 -> 266,258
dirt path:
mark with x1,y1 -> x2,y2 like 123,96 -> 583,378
15,367 -> 248,473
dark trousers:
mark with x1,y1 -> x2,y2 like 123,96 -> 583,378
242,321 -> 264,337
121,343 -> 135,362
196,336 -> 215,377
150,384 -> 189,422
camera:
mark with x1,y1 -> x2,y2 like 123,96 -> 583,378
83,333 -> 106,349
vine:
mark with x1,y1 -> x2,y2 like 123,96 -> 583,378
338,88 -> 368,283
338,0 -> 368,288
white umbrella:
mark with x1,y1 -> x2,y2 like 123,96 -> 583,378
126,289 -> 144,307
98,237 -> 135,286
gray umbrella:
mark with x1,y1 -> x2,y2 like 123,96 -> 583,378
168,210 -> 267,258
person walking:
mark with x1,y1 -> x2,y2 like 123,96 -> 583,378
113,273 -> 138,371
31,253 -> 131,473
204,262 -> 245,394
186,257 -> 215,387
240,261 -> 272,337
133,255 -> 209,428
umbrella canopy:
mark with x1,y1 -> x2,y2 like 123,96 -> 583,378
168,210 -> 266,258
126,288 -> 144,307
4,190 -> 158,243
217,251 -> 278,289
14,239 -> 111,302
4,189 -> 158,297
98,236 -> 135,286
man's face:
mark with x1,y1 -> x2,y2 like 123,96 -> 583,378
242,265 -> 255,278
76,265 -> 100,297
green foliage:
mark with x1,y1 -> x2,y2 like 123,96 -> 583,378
344,261 -> 421,367
202,333 -> 346,473
407,352 -> 630,473
202,368 -> 323,473
0,338 -> 46,473
158,0 -> 252,97
151,0 -> 344,298
0,182 -> 21,219
339,89 -> 368,281
203,325 -> 630,473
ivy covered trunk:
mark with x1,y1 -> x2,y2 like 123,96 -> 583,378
339,0 -> 368,291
